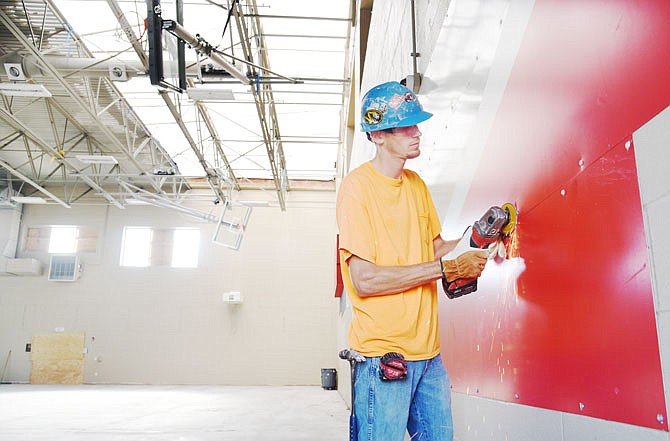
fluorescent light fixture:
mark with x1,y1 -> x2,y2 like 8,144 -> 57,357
75,154 -> 118,165
124,199 -> 151,206
11,196 -> 47,204
186,87 -> 235,101
0,83 -> 51,97
237,200 -> 270,207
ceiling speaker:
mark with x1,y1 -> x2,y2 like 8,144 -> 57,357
4,63 -> 27,81
108,64 -> 127,82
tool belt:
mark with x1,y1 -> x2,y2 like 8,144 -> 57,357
379,352 -> 407,381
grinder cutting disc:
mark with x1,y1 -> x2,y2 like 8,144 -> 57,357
501,203 -> 517,235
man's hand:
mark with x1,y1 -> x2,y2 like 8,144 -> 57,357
441,250 -> 488,280
455,250 -> 489,278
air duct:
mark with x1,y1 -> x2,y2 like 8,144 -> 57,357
0,196 -> 43,277
0,186 -> 16,209
20,55 -> 144,82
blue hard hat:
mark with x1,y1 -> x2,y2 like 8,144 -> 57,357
360,81 -> 433,132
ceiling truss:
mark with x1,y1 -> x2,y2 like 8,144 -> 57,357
0,0 -> 352,215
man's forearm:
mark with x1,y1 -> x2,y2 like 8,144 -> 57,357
434,236 -> 459,260
349,256 -> 443,297
348,240 -> 487,297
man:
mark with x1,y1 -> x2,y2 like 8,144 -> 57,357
336,81 -> 488,441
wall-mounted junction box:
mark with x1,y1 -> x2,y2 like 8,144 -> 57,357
222,291 -> 242,304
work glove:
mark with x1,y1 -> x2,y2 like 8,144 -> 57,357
442,250 -> 488,280
441,226 -> 489,280
487,238 -> 506,260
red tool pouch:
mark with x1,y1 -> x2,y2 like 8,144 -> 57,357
379,352 -> 407,381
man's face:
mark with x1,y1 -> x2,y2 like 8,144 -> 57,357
372,125 -> 423,160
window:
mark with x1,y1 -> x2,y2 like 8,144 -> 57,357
120,227 -> 200,268
119,227 -> 152,267
172,228 -> 200,268
48,226 -> 77,253
25,226 -> 97,253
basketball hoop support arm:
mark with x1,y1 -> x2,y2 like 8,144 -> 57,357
162,20 -> 250,85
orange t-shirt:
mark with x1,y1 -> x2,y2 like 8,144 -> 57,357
336,161 -> 442,360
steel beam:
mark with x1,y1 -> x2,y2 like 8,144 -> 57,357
0,157 -> 70,208
105,0 -> 150,68
190,94 -> 241,190
232,0 -> 287,209
0,107 -> 124,209
168,21 -> 249,85
118,180 -> 220,223
0,6 -> 162,194
106,0 -> 227,202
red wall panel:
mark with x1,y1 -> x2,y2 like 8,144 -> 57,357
439,0 -> 670,430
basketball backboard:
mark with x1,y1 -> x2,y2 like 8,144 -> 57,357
212,201 -> 252,250
147,0 -> 186,92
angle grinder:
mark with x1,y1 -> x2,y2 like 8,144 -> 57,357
443,203 -> 518,299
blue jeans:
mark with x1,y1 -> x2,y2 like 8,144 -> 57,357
353,354 -> 453,441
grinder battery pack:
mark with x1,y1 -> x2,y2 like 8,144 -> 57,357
443,203 -> 517,299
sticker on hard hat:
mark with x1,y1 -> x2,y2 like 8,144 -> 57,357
364,109 -> 383,125
389,93 -> 416,110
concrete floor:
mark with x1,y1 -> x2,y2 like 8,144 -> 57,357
0,384 -> 350,441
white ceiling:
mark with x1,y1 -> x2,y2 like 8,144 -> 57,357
0,0 -> 353,210
56,0 -> 352,180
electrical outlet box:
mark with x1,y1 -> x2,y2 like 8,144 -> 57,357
222,291 -> 242,304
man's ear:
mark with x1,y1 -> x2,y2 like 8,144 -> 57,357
369,130 -> 385,144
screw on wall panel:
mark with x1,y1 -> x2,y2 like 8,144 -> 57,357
560,189 -> 566,197
578,159 -> 584,168
579,402 -> 585,411
658,414 -> 665,425
625,140 -> 631,150
514,393 -> 519,399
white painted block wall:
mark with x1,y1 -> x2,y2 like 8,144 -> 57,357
0,190 -> 339,386
633,106 -> 670,440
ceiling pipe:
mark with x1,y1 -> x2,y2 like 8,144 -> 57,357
21,54 -> 144,81
407,0 -> 422,94
164,21 -> 250,85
